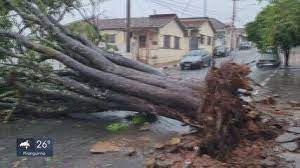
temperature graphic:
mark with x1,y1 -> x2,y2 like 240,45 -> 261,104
17,138 -> 53,157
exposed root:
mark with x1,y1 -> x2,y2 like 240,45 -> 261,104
148,62 -> 270,167
198,62 -> 253,158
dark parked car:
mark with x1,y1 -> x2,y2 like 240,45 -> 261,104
239,43 -> 251,50
180,49 -> 211,70
214,46 -> 229,57
256,52 -> 281,68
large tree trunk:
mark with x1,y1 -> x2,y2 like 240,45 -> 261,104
0,0 -> 255,158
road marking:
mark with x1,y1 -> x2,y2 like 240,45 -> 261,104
253,89 -> 259,95
253,69 -> 279,95
261,80 -> 268,87
259,69 -> 279,86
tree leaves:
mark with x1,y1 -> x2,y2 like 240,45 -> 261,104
246,0 -> 300,51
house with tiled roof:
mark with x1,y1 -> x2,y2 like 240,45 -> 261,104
180,17 -> 216,54
208,18 -> 236,49
92,14 -> 189,66
181,17 -> 241,50
72,14 -> 216,67
208,17 -> 239,50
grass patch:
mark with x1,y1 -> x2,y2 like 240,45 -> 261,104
105,122 -> 129,132
127,113 -> 157,125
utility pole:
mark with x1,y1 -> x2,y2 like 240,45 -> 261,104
126,0 -> 131,53
230,0 -> 237,51
203,0 -> 207,17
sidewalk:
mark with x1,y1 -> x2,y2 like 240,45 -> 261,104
289,47 -> 300,66
255,46 -> 300,167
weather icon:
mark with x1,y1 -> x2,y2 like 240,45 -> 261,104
19,140 -> 30,150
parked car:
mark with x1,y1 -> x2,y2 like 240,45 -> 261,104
180,49 -> 211,70
239,42 -> 251,50
214,46 -> 229,57
256,52 -> 281,68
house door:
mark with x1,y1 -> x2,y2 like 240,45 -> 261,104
139,35 -> 147,48
137,35 -> 148,63
190,37 -> 199,50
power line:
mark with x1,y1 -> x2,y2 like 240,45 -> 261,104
153,0 -> 200,14
152,0 -> 225,19
164,0 -> 204,13
135,0 -> 149,16
154,0 -> 203,14
181,0 -> 192,17
150,0 -> 199,17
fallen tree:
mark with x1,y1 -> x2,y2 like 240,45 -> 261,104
0,0 -> 255,157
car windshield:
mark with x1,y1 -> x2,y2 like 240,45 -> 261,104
259,47 -> 277,54
216,46 -> 225,50
185,50 -> 206,56
260,54 -> 276,60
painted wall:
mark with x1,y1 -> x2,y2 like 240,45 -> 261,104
98,20 -> 189,66
152,20 -> 187,66
223,28 -> 239,50
215,30 -> 227,47
100,30 -> 127,53
214,28 -> 241,50
133,31 -> 160,62
198,21 -> 215,54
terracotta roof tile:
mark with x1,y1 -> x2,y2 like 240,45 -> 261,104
180,20 -> 207,28
180,17 -> 229,30
91,14 -> 177,30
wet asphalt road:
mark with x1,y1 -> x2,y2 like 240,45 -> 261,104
165,48 -> 275,84
0,48 -> 287,168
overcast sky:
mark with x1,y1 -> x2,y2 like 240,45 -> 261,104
64,0 -> 269,28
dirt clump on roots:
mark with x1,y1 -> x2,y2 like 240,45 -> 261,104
146,62 -> 282,167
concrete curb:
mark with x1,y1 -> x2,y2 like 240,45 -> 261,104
245,60 -> 256,65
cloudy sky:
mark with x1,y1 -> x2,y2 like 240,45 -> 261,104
64,0 -> 269,27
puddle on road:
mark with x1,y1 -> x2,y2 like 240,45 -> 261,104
1,111 -> 193,167
71,111 -> 193,135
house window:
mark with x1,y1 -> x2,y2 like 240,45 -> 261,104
106,34 -> 116,43
207,36 -> 212,45
139,35 -> 147,48
163,35 -> 171,48
174,36 -> 180,49
200,35 -> 205,44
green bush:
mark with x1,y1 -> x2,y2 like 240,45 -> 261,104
105,122 -> 129,132
128,114 -> 157,125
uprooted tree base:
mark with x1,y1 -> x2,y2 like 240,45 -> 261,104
149,124 -> 281,167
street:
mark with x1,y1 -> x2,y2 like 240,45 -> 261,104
165,48 -> 273,84
165,47 -> 298,99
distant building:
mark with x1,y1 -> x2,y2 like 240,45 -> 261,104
235,28 -> 250,46
180,17 -> 216,54
206,18 -> 240,50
